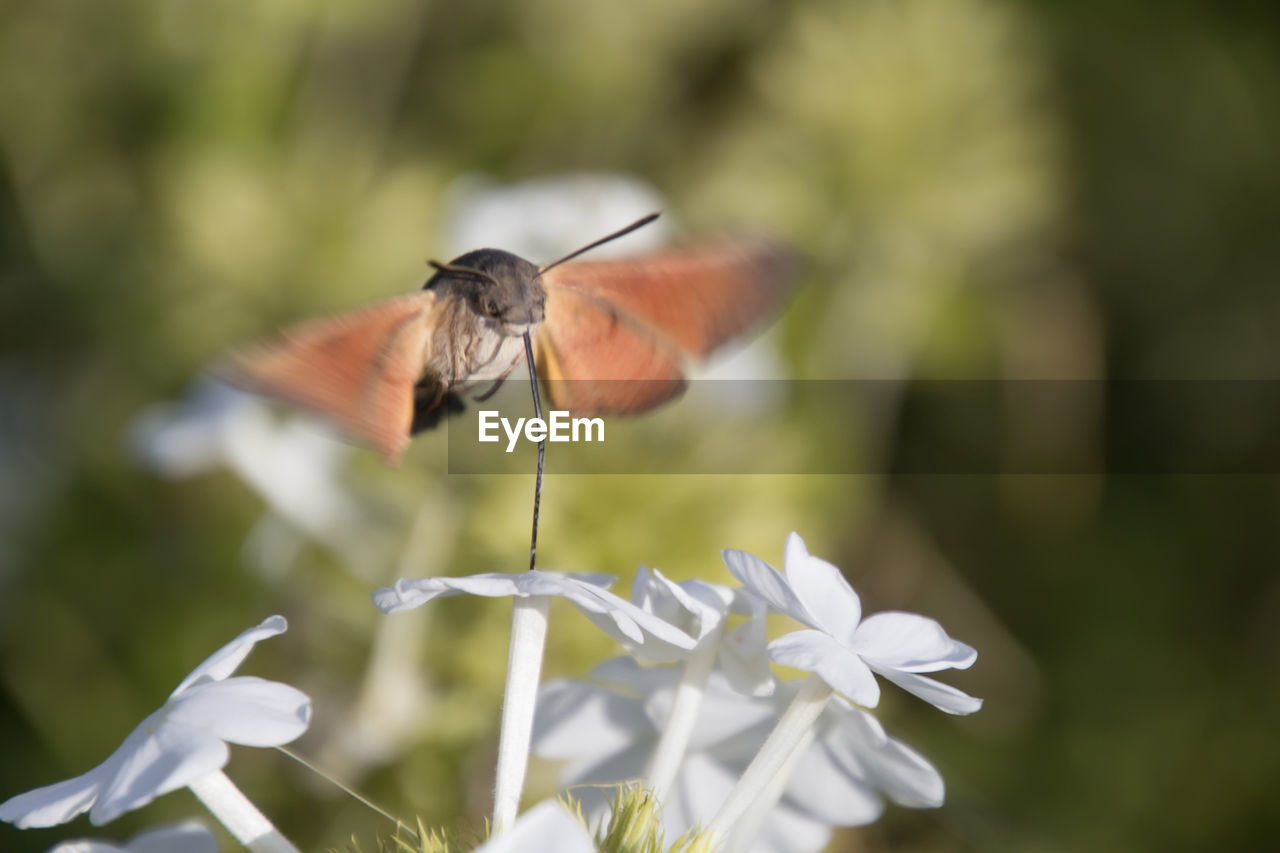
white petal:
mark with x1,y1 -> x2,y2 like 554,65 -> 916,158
717,625 -> 777,698
644,671 -> 776,750
590,655 -> 678,695
91,724 -> 228,825
560,741 -> 652,793
631,569 -> 723,639
721,547 -> 814,624
665,752 -> 736,836
372,574 -> 518,612
681,579 -> 736,616
558,579 -> 697,654
769,631 -> 881,708
0,764 -> 107,828
864,737 -> 944,808
868,667 -> 983,715
167,677 -> 311,746
171,616 -> 287,697
716,592 -> 775,697
784,533 -> 861,644
630,566 -> 660,607
532,680 -> 648,760
853,612 -> 976,672
473,800 -> 596,853
746,799 -> 834,853
825,705 -> 945,807
372,571 -> 615,614
124,822 -> 219,853
784,737 -> 884,826
555,740 -> 654,824
49,841 -> 121,853
686,749 -> 835,853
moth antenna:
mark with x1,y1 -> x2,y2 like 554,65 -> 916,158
429,259 -> 501,288
536,212 -> 661,275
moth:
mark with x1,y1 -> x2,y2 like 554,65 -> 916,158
221,214 -> 794,463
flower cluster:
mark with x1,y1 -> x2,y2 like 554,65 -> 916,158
374,531 -> 981,853
3,531 -> 977,853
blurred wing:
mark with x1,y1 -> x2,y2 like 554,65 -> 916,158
535,240 -> 794,414
219,292 -> 440,463
535,285 -> 689,414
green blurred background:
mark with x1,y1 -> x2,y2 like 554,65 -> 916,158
2,0 -> 1279,850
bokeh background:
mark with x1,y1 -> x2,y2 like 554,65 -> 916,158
2,0 -> 1279,850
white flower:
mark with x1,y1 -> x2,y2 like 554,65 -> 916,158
0,617 -> 310,828
469,800 -> 596,853
723,533 -> 981,714
373,570 -> 696,653
47,821 -> 217,853
534,657 -> 943,853
629,567 -> 773,695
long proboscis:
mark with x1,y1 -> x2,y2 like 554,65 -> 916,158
536,212 -> 661,275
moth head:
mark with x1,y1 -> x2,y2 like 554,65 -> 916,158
425,248 -> 545,332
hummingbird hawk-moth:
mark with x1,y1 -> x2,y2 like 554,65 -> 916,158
221,214 -> 794,463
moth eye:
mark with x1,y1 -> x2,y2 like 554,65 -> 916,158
482,296 -> 502,318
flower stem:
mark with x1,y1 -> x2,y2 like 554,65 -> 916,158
645,633 -> 718,798
705,674 -> 833,848
187,770 -> 300,853
491,594 -> 551,834
727,724 -> 815,852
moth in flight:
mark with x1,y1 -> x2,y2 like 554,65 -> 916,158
222,214 -> 794,463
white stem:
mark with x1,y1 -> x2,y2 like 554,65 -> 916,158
188,770 -> 300,853
491,594 -> 551,834
645,634 -> 719,798
705,674 -> 833,845
727,725 -> 816,853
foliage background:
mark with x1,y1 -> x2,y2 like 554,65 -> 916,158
2,0 -> 1278,851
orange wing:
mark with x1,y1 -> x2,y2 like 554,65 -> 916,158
535,240 -> 794,414
219,291 -> 440,463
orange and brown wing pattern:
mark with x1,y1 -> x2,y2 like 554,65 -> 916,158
220,291 -> 440,463
535,240 -> 794,414
535,284 -> 689,415
539,239 -> 794,359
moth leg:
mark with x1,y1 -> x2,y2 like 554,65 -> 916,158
472,376 -> 508,402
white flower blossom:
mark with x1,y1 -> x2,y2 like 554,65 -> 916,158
0,617 -> 310,829
374,568 -> 695,833
534,657 -> 942,853
629,567 -> 772,694
723,532 -> 981,714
